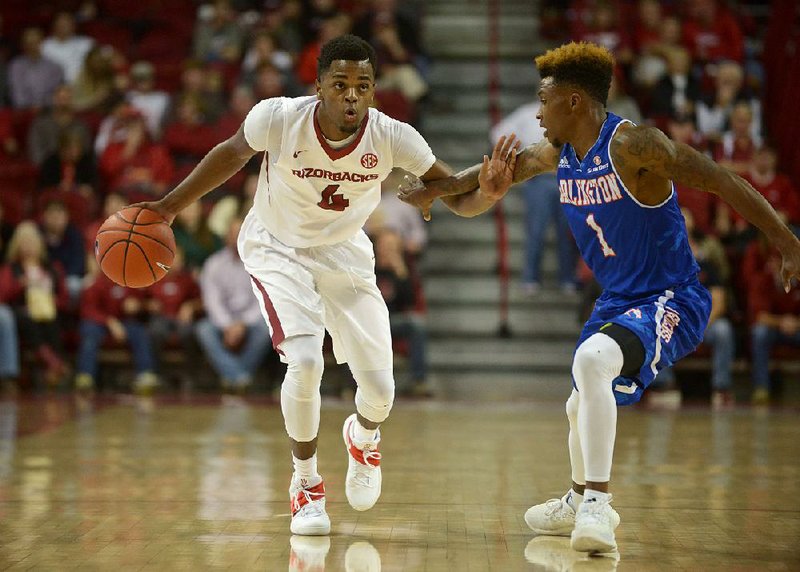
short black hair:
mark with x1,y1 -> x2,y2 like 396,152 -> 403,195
317,34 -> 377,79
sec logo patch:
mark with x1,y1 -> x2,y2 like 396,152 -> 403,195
361,153 -> 378,169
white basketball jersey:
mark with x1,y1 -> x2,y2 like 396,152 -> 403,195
243,96 -> 436,248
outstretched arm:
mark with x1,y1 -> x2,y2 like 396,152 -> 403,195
399,138 -> 559,219
133,123 -> 257,223
611,125 -> 800,291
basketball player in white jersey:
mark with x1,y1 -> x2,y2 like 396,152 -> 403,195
134,35 -> 518,535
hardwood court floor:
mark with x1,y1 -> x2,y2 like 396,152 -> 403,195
0,395 -> 799,571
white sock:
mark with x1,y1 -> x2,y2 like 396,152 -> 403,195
566,489 -> 584,511
351,418 -> 378,447
292,454 -> 321,486
583,488 -> 611,504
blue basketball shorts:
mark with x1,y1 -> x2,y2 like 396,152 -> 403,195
573,278 -> 712,405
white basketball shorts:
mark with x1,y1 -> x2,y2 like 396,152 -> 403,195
238,210 -> 393,371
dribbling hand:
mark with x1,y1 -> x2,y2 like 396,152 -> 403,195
129,200 -> 177,226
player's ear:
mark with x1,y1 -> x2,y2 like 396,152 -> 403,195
315,78 -> 322,99
570,92 -> 581,110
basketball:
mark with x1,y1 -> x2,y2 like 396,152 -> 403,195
95,206 -> 175,288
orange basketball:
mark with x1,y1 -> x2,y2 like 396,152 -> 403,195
95,206 -> 175,288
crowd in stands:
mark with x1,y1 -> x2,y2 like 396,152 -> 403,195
536,0 -> 799,406
0,0 -> 430,396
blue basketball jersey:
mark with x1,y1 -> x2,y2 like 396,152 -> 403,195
557,113 -> 699,297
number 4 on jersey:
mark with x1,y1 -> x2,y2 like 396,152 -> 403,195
317,184 -> 350,212
586,213 -> 616,257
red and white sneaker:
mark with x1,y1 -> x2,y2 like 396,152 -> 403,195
342,413 -> 382,511
289,477 -> 330,535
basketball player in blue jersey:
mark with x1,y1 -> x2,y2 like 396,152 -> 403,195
399,42 -> 800,554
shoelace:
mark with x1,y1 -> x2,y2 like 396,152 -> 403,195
352,447 -> 381,487
543,498 -> 572,519
291,484 -> 325,516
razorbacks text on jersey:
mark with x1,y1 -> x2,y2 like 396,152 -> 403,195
243,96 -> 436,248
557,112 -> 699,297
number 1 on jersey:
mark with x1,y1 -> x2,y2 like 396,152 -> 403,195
317,184 -> 350,212
586,213 -> 616,257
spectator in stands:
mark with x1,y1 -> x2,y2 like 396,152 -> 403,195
241,31 -> 293,84
126,61 -> 170,140
372,19 -> 428,104
714,102 -> 761,176
75,269 -> 158,393
146,247 -> 202,374
83,192 -> 127,252
0,222 -> 70,386
573,1 -> 632,66
0,108 -> 19,159
8,27 -> 64,110
631,0 -> 662,54
695,60 -> 761,144
166,61 -> 226,125
369,173 -> 428,258
374,228 -> 430,397
195,218 -> 270,394
215,84 -> 255,139
296,14 -> 353,87
173,201 -> 222,272
163,95 -> 218,166
654,209 -> 735,408
0,301 -> 19,390
743,146 -> 800,233
649,48 -> 701,123
40,200 -> 86,304
98,111 -> 174,201
682,0 -> 744,65
263,0 -> 304,55
193,0 -> 245,64
749,250 -> 800,405
207,173 -> 258,239
492,101 -> 576,294
354,0 -> 423,64
606,75 -> 642,124
72,45 -> 117,113
38,127 -> 96,196
632,14 -> 684,89
28,85 -> 92,166
94,94 -> 134,155
41,11 -> 94,85
251,62 -> 287,102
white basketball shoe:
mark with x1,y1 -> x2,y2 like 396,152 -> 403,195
570,494 -> 618,553
289,476 -> 330,536
342,413 -> 382,511
525,490 -> 620,536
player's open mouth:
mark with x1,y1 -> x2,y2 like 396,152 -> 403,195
344,108 -> 358,121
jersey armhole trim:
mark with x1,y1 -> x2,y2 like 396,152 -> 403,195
608,120 -> 674,210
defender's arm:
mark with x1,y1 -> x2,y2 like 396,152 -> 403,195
611,125 -> 800,290
400,139 -> 558,219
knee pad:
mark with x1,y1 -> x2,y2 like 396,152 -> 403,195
352,368 -> 394,424
279,335 -> 325,442
572,333 -> 624,393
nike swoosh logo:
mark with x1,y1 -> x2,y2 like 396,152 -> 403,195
156,262 -> 171,272
293,150 -> 307,158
